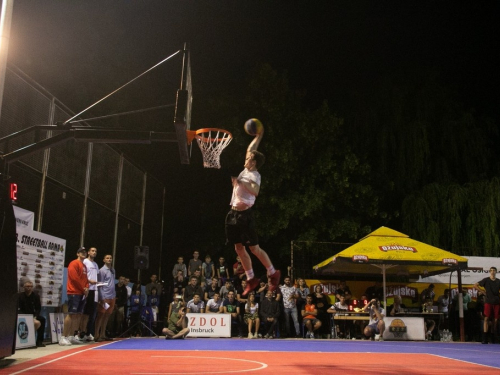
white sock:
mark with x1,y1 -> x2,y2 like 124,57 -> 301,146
266,265 -> 276,275
246,269 -> 255,280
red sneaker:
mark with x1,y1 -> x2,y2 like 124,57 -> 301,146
242,278 -> 260,296
268,270 -> 281,292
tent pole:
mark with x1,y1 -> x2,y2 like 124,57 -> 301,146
383,265 -> 387,309
457,268 -> 465,342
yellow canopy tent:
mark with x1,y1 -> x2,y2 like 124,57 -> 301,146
313,226 -> 468,308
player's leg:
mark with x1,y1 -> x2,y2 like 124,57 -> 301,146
248,244 -> 281,292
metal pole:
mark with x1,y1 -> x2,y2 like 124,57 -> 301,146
158,186 -> 166,282
80,142 -> 93,246
0,0 -> 14,123
112,154 -> 124,268
457,269 -> 465,342
290,240 -> 294,281
139,172 -> 146,246
36,98 -> 56,231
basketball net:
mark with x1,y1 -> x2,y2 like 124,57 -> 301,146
190,128 -> 232,169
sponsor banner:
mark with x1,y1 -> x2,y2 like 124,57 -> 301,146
13,206 -> 35,230
186,313 -> 231,337
16,227 -> 66,307
383,317 -> 425,341
418,256 -> 500,285
16,314 -> 36,349
49,313 -> 66,343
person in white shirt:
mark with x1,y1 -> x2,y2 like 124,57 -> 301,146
206,292 -> 223,313
80,247 -> 99,341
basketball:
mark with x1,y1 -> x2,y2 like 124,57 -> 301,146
244,118 -> 264,136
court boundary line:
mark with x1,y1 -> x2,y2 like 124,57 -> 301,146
428,353 -> 500,371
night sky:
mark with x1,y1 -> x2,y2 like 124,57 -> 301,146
6,1 -> 500,276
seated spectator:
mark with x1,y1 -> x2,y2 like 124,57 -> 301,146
302,294 -> 321,339
420,284 -> 435,304
18,280 -> 46,347
162,307 -> 189,339
327,295 -> 350,338
244,293 -> 260,338
361,298 -> 385,341
186,293 -> 205,313
364,281 -> 384,301
217,256 -> 230,287
233,256 -> 246,289
206,292 -> 223,313
219,280 -> 234,300
205,277 -> 220,302
259,290 -> 280,339
335,280 -> 352,302
167,294 -> 184,321
172,256 -> 187,279
202,254 -> 215,285
147,287 -> 160,321
255,280 -> 267,304
223,290 -> 243,337
173,270 -> 187,296
387,295 -> 406,316
183,276 -> 204,303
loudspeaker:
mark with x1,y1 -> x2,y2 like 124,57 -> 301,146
134,246 -> 149,270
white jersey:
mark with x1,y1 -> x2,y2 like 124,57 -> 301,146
230,168 -> 261,207
83,258 -> 99,302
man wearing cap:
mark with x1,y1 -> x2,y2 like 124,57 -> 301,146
60,247 -> 89,346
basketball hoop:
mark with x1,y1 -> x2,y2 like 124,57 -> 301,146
187,128 -> 232,169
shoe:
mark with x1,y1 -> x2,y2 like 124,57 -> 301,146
264,334 -> 270,339
36,342 -> 46,347
267,270 -> 281,292
83,334 -> 95,342
242,278 -> 260,296
70,335 -> 83,344
378,336 -> 384,341
257,333 -> 262,338
248,333 -> 253,339
59,336 -> 72,346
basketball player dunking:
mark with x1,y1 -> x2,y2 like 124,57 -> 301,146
225,127 -> 280,296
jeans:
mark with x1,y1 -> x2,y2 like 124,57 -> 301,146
284,306 -> 300,336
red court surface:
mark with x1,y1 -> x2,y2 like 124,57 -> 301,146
2,344 -> 500,375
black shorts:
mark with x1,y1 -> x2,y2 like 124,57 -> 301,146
225,208 -> 259,246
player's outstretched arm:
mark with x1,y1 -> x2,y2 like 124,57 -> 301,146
246,128 -> 264,159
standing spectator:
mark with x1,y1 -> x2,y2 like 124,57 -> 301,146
437,289 -> 451,329
244,293 -> 260,338
296,278 -> 310,326
147,287 -> 160,322
81,247 -> 98,341
280,276 -> 300,338
129,287 -> 144,337
259,290 -> 280,339
219,279 -> 234,300
173,270 -> 187,296
107,276 -> 128,337
223,290 -> 243,337
95,254 -> 116,341
183,276 -> 204,303
188,250 -> 202,276
204,277 -> 220,302
313,284 -> 330,338
217,256 -> 230,286
206,292 -> 223,313
233,256 -> 246,288
474,267 -> 500,344
18,280 -> 46,347
202,255 -> 215,285
61,247 -> 89,346
124,277 -> 132,330
146,274 -> 163,298
167,294 -> 184,321
302,294 -> 321,339
172,256 -> 187,278
186,293 -> 205,313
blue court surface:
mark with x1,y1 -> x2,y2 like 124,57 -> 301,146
97,338 -> 500,370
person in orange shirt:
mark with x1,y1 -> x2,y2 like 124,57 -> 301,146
60,247 -> 89,346
301,294 -> 322,339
